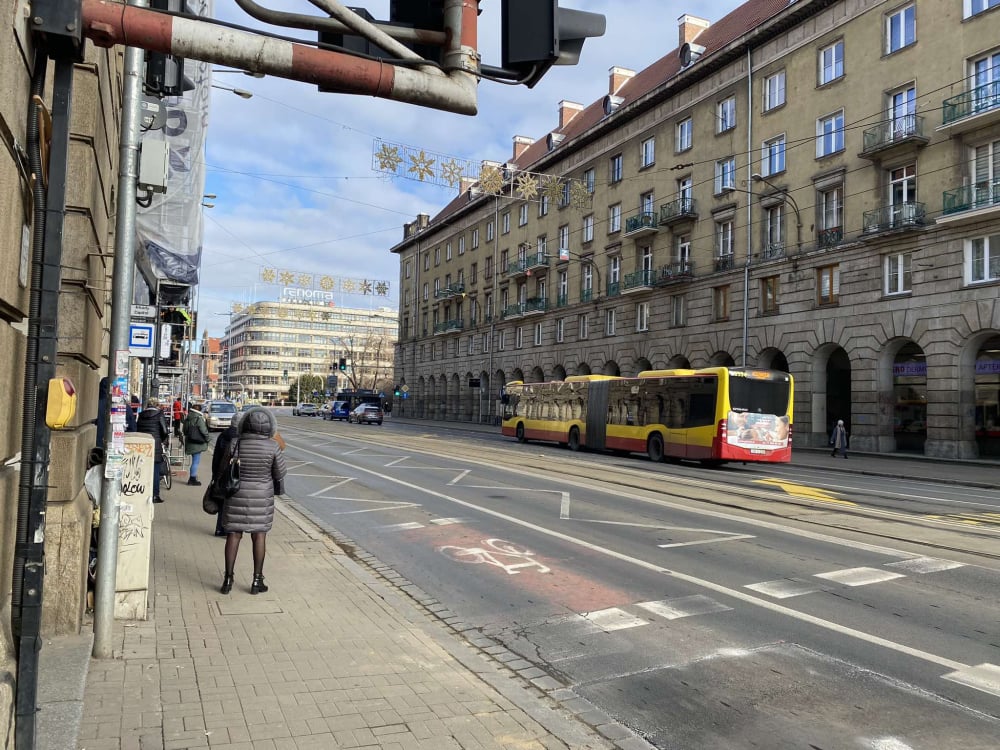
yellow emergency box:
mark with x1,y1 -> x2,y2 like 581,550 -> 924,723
46,377 -> 77,429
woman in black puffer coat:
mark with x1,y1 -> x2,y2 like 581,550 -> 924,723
219,408 -> 286,595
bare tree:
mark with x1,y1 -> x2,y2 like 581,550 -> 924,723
338,325 -> 395,392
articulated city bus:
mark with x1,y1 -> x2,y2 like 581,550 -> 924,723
501,367 -> 793,464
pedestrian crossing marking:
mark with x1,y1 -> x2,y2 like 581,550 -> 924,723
814,567 -> 905,587
885,557 -> 964,574
582,608 -> 648,632
636,595 -> 733,620
745,578 -> 822,599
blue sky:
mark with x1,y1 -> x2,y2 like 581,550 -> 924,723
199,1 -> 740,337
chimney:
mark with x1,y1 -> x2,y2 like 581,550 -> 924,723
512,135 -> 534,163
460,177 -> 478,196
609,67 -> 635,95
558,100 -> 584,129
417,213 -> 430,228
678,14 -> 710,48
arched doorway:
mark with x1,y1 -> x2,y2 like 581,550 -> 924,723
461,371 -> 475,421
552,364 -> 567,381
635,357 -> 653,375
825,347 -> 852,439
709,351 -> 735,366
667,354 -> 690,369
529,366 -> 545,383
575,362 -> 592,376
892,342 -> 926,453
759,348 -> 789,372
974,334 -> 1000,457
602,361 -> 620,376
416,376 -> 426,419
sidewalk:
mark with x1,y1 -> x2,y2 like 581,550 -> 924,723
59,478 -> 629,750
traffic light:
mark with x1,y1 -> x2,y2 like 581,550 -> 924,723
393,385 -> 401,397
389,1 -> 445,63
501,0 -> 606,88
338,358 -> 347,371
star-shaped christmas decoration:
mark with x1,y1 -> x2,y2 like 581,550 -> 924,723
570,180 -> 592,209
440,158 -> 465,187
260,268 -> 277,283
341,279 -> 357,293
279,270 -> 294,285
298,273 -> 313,288
515,172 -> 539,200
361,280 -> 374,295
375,281 -> 390,296
319,275 -> 335,291
542,177 -> 564,204
479,165 -> 503,194
407,149 -> 436,181
231,303 -> 244,313
277,307 -> 287,318
374,142 -> 403,173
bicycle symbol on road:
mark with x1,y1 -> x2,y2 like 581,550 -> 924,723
439,538 -> 550,575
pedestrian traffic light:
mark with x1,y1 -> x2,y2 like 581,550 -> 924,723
500,0 -> 606,88
338,358 -> 347,371
393,385 -> 401,397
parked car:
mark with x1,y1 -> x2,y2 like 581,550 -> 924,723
323,400 -> 350,421
294,402 -> 318,416
204,400 -> 238,430
350,403 -> 383,425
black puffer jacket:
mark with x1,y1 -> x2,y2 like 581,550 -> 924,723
219,408 -> 286,533
135,407 -> 169,463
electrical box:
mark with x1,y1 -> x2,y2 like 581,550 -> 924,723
138,139 -> 169,193
45,377 -> 77,429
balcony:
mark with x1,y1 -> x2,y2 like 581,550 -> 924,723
501,303 -> 524,319
859,115 -> 928,160
522,297 -> 548,315
940,81 -> 1000,134
433,282 -> 466,300
505,251 -> 549,278
624,210 -> 659,238
657,261 -> 695,285
658,197 -> 698,226
555,293 -> 569,308
862,202 -> 926,234
714,254 -> 735,272
580,288 -> 594,303
817,226 -> 843,248
432,319 -> 464,335
939,181 -> 1000,225
759,241 -> 786,260
607,281 -> 622,297
622,269 -> 656,293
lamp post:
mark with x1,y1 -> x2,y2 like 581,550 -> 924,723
210,83 -> 253,99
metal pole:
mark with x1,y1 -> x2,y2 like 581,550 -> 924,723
94,0 -> 148,659
487,196 -> 498,423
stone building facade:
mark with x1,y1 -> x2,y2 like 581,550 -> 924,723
392,0 -> 1000,460
1,13 -> 123,741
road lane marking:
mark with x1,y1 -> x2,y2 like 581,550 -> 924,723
385,522 -> 424,531
448,469 -> 471,485
744,579 -> 822,599
307,478 -> 353,497
657,534 -> 755,548
385,456 -> 408,467
285,442 -> 975,682
636,595 -> 732,620
430,517 -> 463,525
942,663 -> 1000,698
814,567 -> 906,587
583,608 -> 648,632
884,557 -> 965,574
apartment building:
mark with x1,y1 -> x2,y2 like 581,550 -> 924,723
392,0 -> 1000,459
222,300 -> 397,402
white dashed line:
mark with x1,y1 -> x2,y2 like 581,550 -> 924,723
384,522 -> 424,531
744,578 -> 822,599
814,567 -> 906,587
636,595 -> 733,619
430,517 -> 463,525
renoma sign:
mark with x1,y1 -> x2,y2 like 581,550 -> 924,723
280,287 -> 335,303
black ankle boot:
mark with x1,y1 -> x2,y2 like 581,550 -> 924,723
220,572 -> 234,594
250,574 -> 268,595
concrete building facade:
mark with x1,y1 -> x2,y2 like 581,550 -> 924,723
392,0 -> 1000,460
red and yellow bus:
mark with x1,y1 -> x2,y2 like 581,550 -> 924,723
501,367 -> 793,464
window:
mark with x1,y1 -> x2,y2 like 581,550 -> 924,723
819,40 -> 844,85
583,214 -> 594,243
713,286 -> 729,321
515,327 -> 523,348
404,261 -> 411,279
560,180 -> 571,207
434,278 -> 441,296
641,137 -> 655,167
885,253 -> 912,294
470,262 -> 477,284
498,330 -> 506,351
970,0 -> 1000,17
502,212 -> 510,234
764,71 -> 786,111
716,220 -> 734,259
423,252 -> 430,271
605,308 -> 616,336
972,139 -> 1000,201
671,295 -> 685,327
583,167 -> 595,193
486,221 -> 494,242
889,86 -> 917,138
482,332 -> 490,353
457,237 -> 465,255
534,323 -> 542,346
678,176 -> 693,203
501,248 -> 509,269
558,224 -> 569,254
446,243 -> 452,261
717,97 -> 737,133
434,247 -> 441,265
641,191 -> 655,215
468,336 -> 475,355
967,234 -> 1000,283
539,194 -> 549,217
582,261 -> 593,292
761,135 -> 786,176
485,292 -> 492,317
423,282 -> 429,301
609,153 -> 623,183
889,164 -> 917,223
715,157 -> 736,192
676,118 -> 693,152
609,203 -> 622,233
404,289 -> 411,306
817,111 -> 845,157
484,256 -> 493,279
886,5 -> 915,54
817,264 -> 840,304
556,317 -> 565,342
536,235 -> 547,256
640,245 -> 653,272
636,302 -> 649,331
761,275 -> 779,313
676,234 -> 691,264
579,313 -> 589,339
765,205 -> 784,254
500,287 -> 509,310
471,229 -> 479,249
558,270 -> 568,301
518,204 -> 528,226
820,185 -> 843,234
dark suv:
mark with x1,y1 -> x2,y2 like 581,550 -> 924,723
350,404 -> 383,425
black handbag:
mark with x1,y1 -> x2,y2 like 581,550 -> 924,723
185,416 -> 206,444
202,482 -> 220,515
220,440 -> 241,498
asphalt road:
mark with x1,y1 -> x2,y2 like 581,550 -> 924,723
274,415 -> 1000,750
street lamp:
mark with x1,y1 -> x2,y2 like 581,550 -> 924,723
211,83 -> 253,99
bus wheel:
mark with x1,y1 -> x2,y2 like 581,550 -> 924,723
647,433 -> 664,463
515,423 -> 526,443
568,426 -> 581,452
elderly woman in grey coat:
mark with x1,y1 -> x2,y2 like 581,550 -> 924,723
219,408 -> 286,595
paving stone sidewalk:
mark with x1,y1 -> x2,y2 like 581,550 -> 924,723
75,480 -> 623,750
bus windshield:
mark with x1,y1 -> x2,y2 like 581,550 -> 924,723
729,377 -> 790,416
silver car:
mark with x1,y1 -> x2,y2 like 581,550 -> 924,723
205,400 -> 237,430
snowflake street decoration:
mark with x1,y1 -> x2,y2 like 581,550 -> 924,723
279,271 -> 295,285
260,268 -> 276,284
569,180 -> 592,209
408,150 -> 436,181
298,274 -> 313,288
439,158 -> 465,187
375,281 -> 389,296
361,280 -> 374,295
319,275 -> 335,291
374,142 -> 403,173
231,303 -> 244,314
542,177 -> 564,204
479,165 -> 504,194
515,172 -> 539,200
341,279 -> 357,294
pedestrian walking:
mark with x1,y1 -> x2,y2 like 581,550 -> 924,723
172,397 -> 185,438
182,402 -> 210,485
218,408 -> 286,595
830,419 -> 849,459
210,417 -> 240,537
135,398 -> 169,502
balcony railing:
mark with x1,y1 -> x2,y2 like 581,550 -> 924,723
817,226 -> 843,248
714,254 -> 735,272
432,319 -> 464,334
658,197 -> 698,225
505,259 -> 527,276
433,282 -> 466,299
942,80 -> 1000,126
860,115 -> 927,156
657,261 -> 695,284
942,181 -> 1000,216
556,293 -> 569,308
523,297 -> 548,314
525,251 -> 549,270
501,303 -> 524,319
760,241 -> 786,260
624,210 -> 659,237
607,281 -> 621,297
862,202 -> 926,233
580,288 -> 594,303
623,269 -> 656,292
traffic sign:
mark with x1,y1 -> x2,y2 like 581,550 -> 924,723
129,322 -> 155,358
401,384 -> 409,393
131,304 -> 157,318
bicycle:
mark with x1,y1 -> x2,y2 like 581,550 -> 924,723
160,459 -> 172,491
